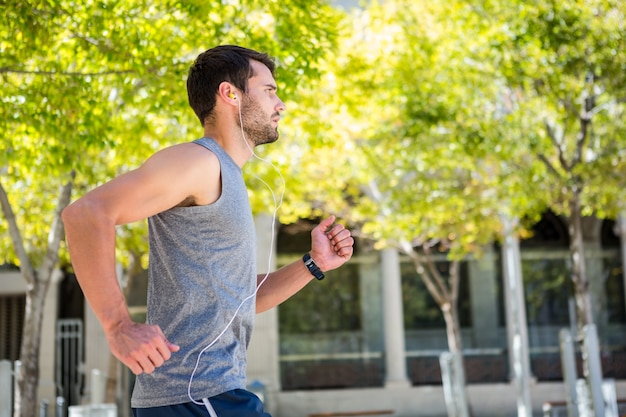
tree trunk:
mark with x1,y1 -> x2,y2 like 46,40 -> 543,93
0,174 -> 74,417
16,282 -> 49,417
567,195 -> 608,417
440,264 -> 471,417
407,248 -> 465,357
441,301 -> 462,354
567,194 -> 595,334
440,260 -> 462,355
406,247 -> 470,417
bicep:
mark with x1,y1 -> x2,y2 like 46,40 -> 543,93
82,145 -> 219,225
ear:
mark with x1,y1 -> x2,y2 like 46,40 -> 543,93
218,82 -> 239,105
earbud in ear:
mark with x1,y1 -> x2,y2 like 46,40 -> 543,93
229,93 -> 237,100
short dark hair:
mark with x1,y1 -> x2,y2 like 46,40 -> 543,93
187,45 -> 276,126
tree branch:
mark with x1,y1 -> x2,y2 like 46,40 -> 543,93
449,259 -> 460,303
574,116 -> 591,167
0,180 -> 36,286
588,96 -> 626,118
0,67 -> 134,77
544,118 -> 570,171
537,152 -> 565,179
423,244 -> 451,300
401,244 -> 447,307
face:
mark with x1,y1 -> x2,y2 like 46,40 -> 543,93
236,60 -> 285,146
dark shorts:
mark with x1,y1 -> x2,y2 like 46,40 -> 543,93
132,389 -> 271,417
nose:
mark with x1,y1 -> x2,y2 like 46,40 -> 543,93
276,96 -> 286,112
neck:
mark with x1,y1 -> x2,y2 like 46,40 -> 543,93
203,125 -> 254,168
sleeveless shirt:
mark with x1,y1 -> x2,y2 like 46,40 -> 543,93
131,138 -> 257,407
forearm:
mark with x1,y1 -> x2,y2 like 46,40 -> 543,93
255,216 -> 354,313
255,258 -> 315,313
62,202 -> 131,332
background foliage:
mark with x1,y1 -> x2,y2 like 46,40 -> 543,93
1,1 -> 625,413
1,0 -> 345,270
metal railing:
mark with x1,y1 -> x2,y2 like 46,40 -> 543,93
56,319 -> 83,409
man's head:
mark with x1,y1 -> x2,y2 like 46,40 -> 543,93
187,45 -> 276,127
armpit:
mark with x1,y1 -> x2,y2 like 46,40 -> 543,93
175,196 -> 197,208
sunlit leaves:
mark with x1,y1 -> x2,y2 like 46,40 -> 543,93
1,0 -> 346,268
333,0 -> 510,256
276,0 -> 625,264
3,0 -> 624,270
486,0 -> 626,220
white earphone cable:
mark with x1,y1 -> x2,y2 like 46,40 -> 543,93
187,94 -> 285,406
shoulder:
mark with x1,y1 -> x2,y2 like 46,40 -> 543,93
151,141 -> 218,162
144,142 -> 219,176
142,142 -> 222,206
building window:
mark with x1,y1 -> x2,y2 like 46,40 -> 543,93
278,256 -> 384,390
277,220 -> 384,390
278,261 -> 362,334
0,294 -> 25,361
522,254 -> 572,327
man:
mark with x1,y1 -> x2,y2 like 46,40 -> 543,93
62,45 -> 354,417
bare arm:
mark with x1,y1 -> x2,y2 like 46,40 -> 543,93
62,143 -> 220,374
255,215 -> 354,313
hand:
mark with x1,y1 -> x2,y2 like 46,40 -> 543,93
309,215 -> 354,272
105,319 -> 180,375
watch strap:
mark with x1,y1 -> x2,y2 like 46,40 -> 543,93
303,253 -> 325,280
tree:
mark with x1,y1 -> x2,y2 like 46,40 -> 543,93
1,1 -> 344,416
484,0 -> 626,332
274,1 -> 517,415
276,1 -> 626,415
478,1 -> 626,412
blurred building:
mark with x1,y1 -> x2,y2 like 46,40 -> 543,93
1,212 -> 625,416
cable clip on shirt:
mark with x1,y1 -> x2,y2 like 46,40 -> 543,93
303,253 -> 325,280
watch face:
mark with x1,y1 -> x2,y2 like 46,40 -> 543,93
303,253 -> 324,280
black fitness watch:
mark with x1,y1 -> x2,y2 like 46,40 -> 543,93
303,253 -> 325,280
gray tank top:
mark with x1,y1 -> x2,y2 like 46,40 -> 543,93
131,137 -> 257,407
